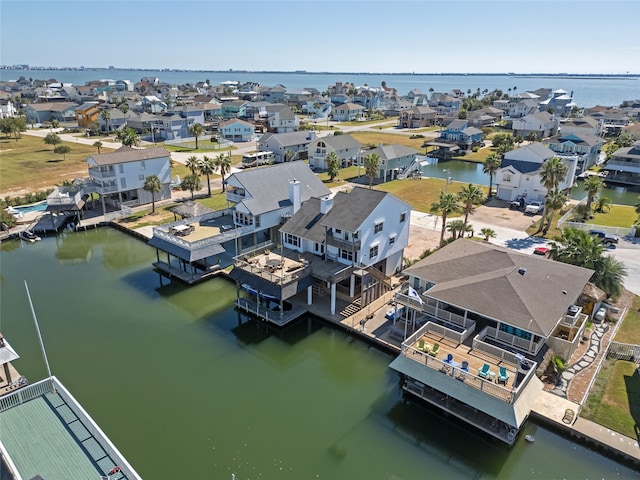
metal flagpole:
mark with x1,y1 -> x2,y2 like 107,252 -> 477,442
24,280 -> 55,391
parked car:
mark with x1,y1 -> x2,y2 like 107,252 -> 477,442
524,201 -> 544,215
594,306 -> 607,322
533,246 -> 550,257
588,229 -> 619,246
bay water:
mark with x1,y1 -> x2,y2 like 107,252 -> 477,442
0,228 -> 636,479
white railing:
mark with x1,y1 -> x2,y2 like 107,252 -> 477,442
0,440 -> 22,480
0,378 -> 54,412
473,327 -> 528,364
558,197 -> 637,236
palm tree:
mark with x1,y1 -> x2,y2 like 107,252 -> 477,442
534,157 -> 568,234
430,191 -> 461,246
199,155 -> 215,196
583,175 -> 604,211
592,255 -> 627,299
119,103 -> 129,127
116,128 -> 140,147
541,189 -> 568,235
190,122 -> 204,149
185,155 -> 199,175
482,154 -> 501,198
326,152 -> 340,181
364,153 -> 380,189
214,153 -> 232,192
181,174 -> 201,200
593,195 -> 612,213
143,174 -> 162,213
526,131 -> 538,143
480,227 -> 496,242
100,109 -> 111,132
457,183 -> 485,230
446,219 -> 466,239
93,140 -> 103,154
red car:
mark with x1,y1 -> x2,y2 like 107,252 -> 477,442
533,247 -> 550,257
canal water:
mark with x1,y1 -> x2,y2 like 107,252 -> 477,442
0,229 -> 636,479
422,158 -> 640,205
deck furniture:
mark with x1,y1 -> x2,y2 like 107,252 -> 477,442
498,366 -> 510,385
478,363 -> 491,378
428,343 -> 439,357
417,339 -> 425,351
443,353 -> 453,364
460,361 -> 469,372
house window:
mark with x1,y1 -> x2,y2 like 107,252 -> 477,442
339,249 -> 353,262
374,222 -> 384,234
140,160 -> 146,170
334,228 -> 342,235
389,235 -> 396,245
139,174 -> 145,181
502,172 -> 512,182
118,164 -> 124,173
284,233 -> 300,247
120,177 -> 127,189
400,212 -> 407,223
369,245 -> 379,258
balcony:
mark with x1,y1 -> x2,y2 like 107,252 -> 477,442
326,235 -> 361,251
88,167 -> 116,179
233,245 -> 312,287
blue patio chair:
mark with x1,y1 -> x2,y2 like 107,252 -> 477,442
478,363 -> 490,378
444,353 -> 453,364
461,361 -> 469,372
498,366 -> 510,385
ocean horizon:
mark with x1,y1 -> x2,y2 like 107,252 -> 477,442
1,67 -> 638,108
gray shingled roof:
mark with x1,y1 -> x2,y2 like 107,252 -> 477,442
314,134 -> 361,150
404,239 -> 593,336
229,161 -> 330,216
368,144 -> 419,160
320,187 -> 389,232
279,197 -> 326,243
88,146 -> 170,166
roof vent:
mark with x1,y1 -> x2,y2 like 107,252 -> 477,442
518,267 -> 527,276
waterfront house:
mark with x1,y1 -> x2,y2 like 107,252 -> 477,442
428,93 -> 461,115
389,239 -> 594,444
397,106 -> 438,128
308,134 -> 361,169
495,142 -> 576,202
492,97 -> 539,118
221,100 -> 249,119
74,101 -> 100,127
304,97 -> 332,120
438,119 -> 483,151
266,105 -> 299,133
602,139 -> 640,187
261,84 -> 287,103
355,144 -> 420,182
560,116 -> 603,137
331,102 -> 366,122
258,131 -> 316,163
543,132 -> 604,174
538,89 -> 576,117
511,111 -> 559,140
230,186 -> 410,320
219,118 -> 255,142
85,146 -> 171,212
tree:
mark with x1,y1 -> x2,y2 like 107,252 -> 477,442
190,122 -> 204,149
181,174 -> 201,200
100,109 -> 111,132
213,153 -> 232,192
43,132 -> 61,148
54,144 -> 71,160
515,134 -> 524,146
143,174 -> 162,213
199,155 -> 215,196
482,154 -> 501,198
592,255 -> 627,299
534,157 -> 568,234
326,152 -> 340,182
446,219 -> 466,239
116,128 -> 140,147
430,191 -> 461,246
541,189 -> 568,235
186,155 -> 200,175
480,227 -> 496,242
457,183 -> 485,230
93,141 -> 103,154
50,119 -> 60,129
583,175 -> 604,211
593,195 -> 612,213
490,133 -> 515,150
364,153 -> 380,189
526,131 -> 538,143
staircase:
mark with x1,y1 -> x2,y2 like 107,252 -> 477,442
340,297 -> 362,317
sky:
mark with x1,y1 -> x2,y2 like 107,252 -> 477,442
1,0 -> 639,74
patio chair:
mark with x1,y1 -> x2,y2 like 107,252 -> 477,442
417,339 -> 425,351
478,363 -> 491,378
428,343 -> 439,357
444,353 -> 453,364
498,366 -> 510,385
461,361 -> 469,372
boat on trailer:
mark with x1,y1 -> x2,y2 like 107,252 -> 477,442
20,230 -> 41,242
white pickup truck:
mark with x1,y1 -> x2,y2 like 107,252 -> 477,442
524,201 -> 544,215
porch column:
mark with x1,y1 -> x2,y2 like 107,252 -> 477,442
101,195 -> 106,219
330,282 -> 336,315
307,286 -> 313,305
349,274 -> 355,297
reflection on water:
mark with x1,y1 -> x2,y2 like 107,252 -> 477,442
422,158 -> 639,205
0,229 -> 636,479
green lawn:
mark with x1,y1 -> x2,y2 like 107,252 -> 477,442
349,131 -> 426,151
0,134 -> 99,193
615,295 -> 640,345
582,359 -> 640,439
590,205 -> 637,228
162,143 -> 235,154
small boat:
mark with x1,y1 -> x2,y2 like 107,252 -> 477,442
525,434 -> 535,443
241,283 -> 279,303
20,230 -> 41,242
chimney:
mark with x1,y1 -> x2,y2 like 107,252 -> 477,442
320,194 -> 333,214
289,179 -> 301,214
